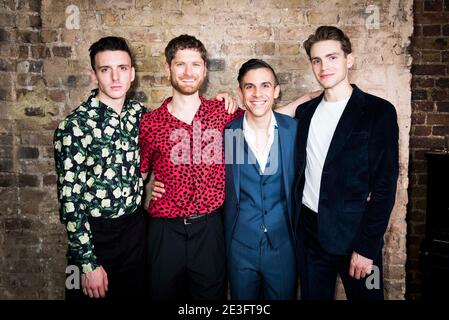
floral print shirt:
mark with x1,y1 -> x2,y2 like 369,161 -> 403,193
54,90 -> 145,273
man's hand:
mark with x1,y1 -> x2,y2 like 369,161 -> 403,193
214,92 -> 240,114
150,180 -> 166,200
349,252 -> 373,280
81,266 -> 108,298
276,90 -> 322,117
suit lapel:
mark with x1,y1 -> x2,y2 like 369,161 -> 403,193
228,117 -> 244,203
275,113 -> 291,205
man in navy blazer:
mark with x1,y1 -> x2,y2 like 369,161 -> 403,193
294,26 -> 399,300
223,59 -> 299,300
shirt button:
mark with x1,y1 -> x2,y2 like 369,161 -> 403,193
260,224 -> 265,230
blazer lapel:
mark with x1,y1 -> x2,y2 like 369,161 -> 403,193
323,86 -> 365,167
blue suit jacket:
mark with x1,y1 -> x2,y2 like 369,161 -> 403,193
223,111 -> 298,255
294,84 -> 399,260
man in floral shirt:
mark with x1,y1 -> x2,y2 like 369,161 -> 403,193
54,37 -> 146,300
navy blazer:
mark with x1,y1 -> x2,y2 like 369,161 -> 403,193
294,84 -> 399,260
223,112 -> 298,254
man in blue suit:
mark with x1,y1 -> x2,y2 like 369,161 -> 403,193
294,26 -> 399,300
223,59 -> 298,300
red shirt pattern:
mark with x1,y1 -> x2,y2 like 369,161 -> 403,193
139,96 -> 244,218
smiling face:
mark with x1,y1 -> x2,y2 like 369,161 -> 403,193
238,67 -> 280,120
91,50 -> 135,106
309,40 -> 354,90
165,48 -> 207,96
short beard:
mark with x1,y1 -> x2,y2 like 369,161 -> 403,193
170,77 -> 204,96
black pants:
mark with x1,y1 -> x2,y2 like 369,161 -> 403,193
65,210 -> 147,301
299,205 -> 384,300
147,210 -> 226,300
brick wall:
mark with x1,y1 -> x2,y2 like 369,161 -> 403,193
0,0 -> 412,299
0,0 -> 66,299
407,0 -> 449,300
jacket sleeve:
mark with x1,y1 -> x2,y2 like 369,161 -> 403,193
352,103 -> 399,260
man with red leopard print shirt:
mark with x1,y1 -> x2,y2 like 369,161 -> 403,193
139,34 -> 242,300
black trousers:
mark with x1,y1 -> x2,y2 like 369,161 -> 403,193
299,205 -> 384,300
147,210 -> 226,300
65,210 -> 147,301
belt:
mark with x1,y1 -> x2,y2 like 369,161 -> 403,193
179,210 -> 220,225
150,210 -> 221,225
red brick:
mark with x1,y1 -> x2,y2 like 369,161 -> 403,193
0,145 -> 13,158
414,37 -> 449,50
412,64 -> 446,75
413,25 -> 422,37
412,89 -> 428,100
0,159 -> 13,172
411,136 -> 444,148
442,50 -> 449,62
424,0 -> 443,11
436,77 -> 449,87
48,90 -> 66,102
443,24 -> 449,36
412,159 -> 428,173
436,101 -> 449,112
422,51 -> 441,62
19,45 -> 29,59
29,15 -> 41,28
52,46 -> 72,58
427,113 -> 449,124
0,135 -> 13,145
412,223 -> 426,235
410,184 -> 428,198
432,125 -> 449,135
412,77 -> 435,88
414,199 -> 427,211
0,173 -> 16,187
412,149 -> 429,161
411,113 -> 426,125
412,101 -> 434,111
31,45 -> 50,59
415,12 -> 449,24
18,174 -> 39,187
43,175 -> 56,186
17,31 -> 41,44
431,89 -> 449,100
4,218 -> 32,231
422,25 -> 441,36
24,107 -> 45,117
413,125 -> 432,136
18,147 -> 39,159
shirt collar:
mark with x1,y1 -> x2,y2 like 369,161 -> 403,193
243,110 -> 278,134
86,89 -> 131,113
162,95 -> 209,120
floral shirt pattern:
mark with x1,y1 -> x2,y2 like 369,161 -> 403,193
54,90 -> 145,273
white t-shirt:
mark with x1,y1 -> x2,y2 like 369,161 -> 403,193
302,96 -> 350,213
